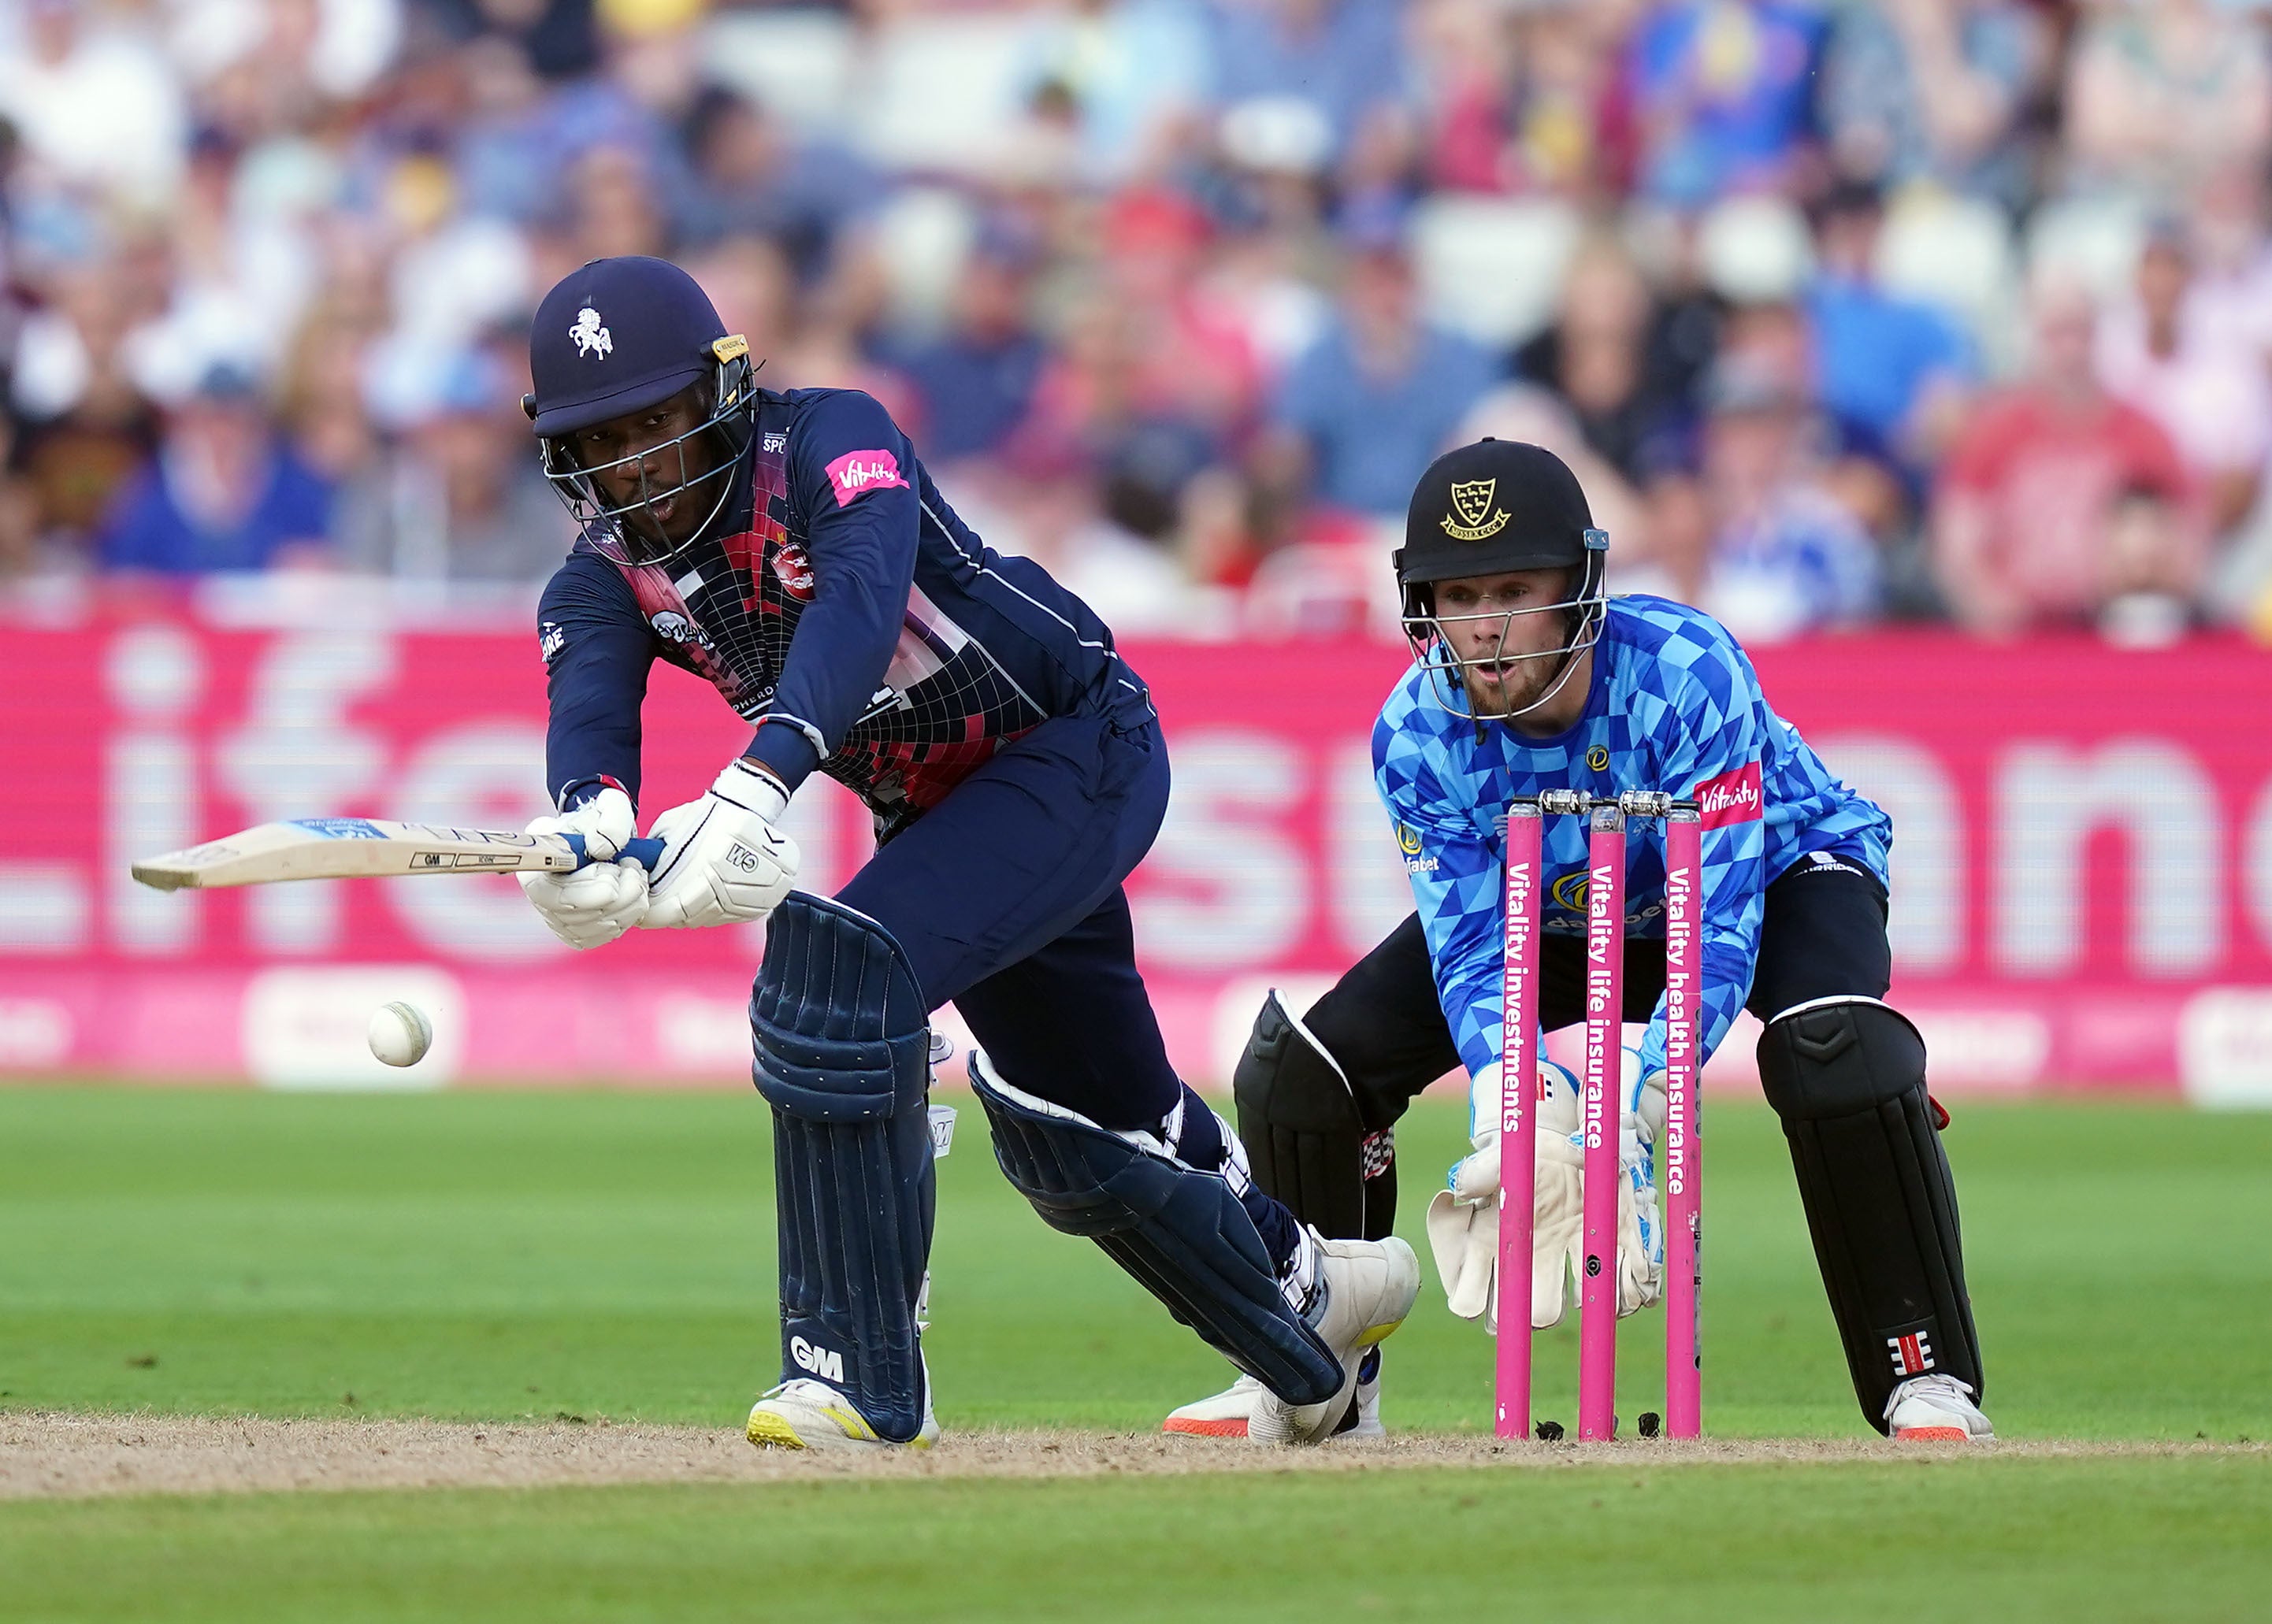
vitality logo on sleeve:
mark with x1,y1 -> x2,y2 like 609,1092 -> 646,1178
1694,761 -> 1763,829
826,448 -> 910,507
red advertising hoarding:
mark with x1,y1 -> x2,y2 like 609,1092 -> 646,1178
9,600 -> 2271,1100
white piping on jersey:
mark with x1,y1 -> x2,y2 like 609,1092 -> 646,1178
911,496 -> 1070,720
919,496 -> 1156,713
759,712 -> 830,757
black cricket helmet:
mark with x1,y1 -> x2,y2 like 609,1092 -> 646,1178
1394,438 -> 1609,720
524,255 -> 756,565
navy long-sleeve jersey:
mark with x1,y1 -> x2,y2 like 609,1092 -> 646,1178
537,387 -> 1156,838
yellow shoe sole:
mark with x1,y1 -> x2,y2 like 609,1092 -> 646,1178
746,1410 -> 812,1450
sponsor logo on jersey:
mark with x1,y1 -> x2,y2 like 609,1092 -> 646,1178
763,432 -> 787,454
648,610 -> 714,651
1441,477 -> 1513,541
539,621 -> 566,665
825,447 -> 910,507
789,1335 -> 845,1383
569,306 -> 612,359
1398,823 -> 1424,855
1802,850 -> 1865,878
1586,743 -> 1609,772
1552,871 -> 1591,913
770,539 -> 815,601
1695,760 -> 1763,829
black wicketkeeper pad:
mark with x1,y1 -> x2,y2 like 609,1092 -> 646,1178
1233,990 -> 1394,1242
970,1053 -> 1344,1407
751,892 -> 935,1443
1757,996 -> 1984,1429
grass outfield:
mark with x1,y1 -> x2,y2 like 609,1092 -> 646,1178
2,1086 -> 2269,1620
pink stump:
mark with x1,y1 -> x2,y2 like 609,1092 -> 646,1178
1662,809 -> 1703,1438
1578,804 -> 1626,1440
1494,802 -> 1543,1440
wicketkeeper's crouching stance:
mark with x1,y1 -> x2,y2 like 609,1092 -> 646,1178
517,255 -> 1417,1450
1169,439 -> 1990,1443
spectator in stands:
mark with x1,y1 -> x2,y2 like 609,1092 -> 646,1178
334,348 -> 572,581
1625,0 -> 1827,206
879,221 -> 1049,465
1932,280 -> 2199,635
1204,0 -> 1416,169
1802,180 -> 1974,472
1426,0 -> 1636,198
1264,225 -> 1495,520
672,87 -> 882,285
2096,220 -> 2272,543
1689,350 -> 1882,640
1018,0 -> 1215,184
1818,0 -> 2047,213
9,247 -> 164,567
0,0 -> 185,210
419,0 -> 601,83
2064,0 -> 2272,200
1514,234 -> 1695,486
96,361 -> 333,575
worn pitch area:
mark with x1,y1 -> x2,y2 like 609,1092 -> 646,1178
4,1411 -> 2255,1501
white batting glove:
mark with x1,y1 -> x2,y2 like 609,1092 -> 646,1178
519,785 -> 648,950
1424,1058 -> 1585,1334
641,758 -> 799,929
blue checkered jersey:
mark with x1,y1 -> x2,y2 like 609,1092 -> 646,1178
1374,594 -> 1891,1082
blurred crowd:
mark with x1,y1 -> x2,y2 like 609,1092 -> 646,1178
10,0 -> 2272,643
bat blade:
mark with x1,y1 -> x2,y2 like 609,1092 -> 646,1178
132,818 -> 581,890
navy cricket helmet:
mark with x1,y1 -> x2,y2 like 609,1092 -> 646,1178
1394,438 -> 1610,721
523,255 -> 757,565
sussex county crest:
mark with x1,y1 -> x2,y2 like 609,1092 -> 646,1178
1442,477 -> 1512,541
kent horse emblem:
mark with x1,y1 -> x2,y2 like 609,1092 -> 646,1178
570,306 -> 613,359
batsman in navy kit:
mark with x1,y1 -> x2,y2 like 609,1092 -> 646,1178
516,255 -> 1418,1450
1170,439 -> 1992,1444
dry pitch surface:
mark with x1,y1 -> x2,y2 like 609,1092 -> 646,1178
6,1411 -> 2256,1501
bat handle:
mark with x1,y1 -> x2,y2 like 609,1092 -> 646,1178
561,833 -> 669,872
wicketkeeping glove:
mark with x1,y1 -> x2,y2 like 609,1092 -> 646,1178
1425,1058 -> 1584,1334
641,758 -> 800,929
1427,1048 -> 1668,1333
519,785 -> 649,950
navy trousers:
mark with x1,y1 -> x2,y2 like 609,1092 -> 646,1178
836,712 -> 1182,1133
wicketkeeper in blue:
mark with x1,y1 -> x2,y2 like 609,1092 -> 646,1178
1171,439 -> 1992,1443
514,255 -> 1417,1450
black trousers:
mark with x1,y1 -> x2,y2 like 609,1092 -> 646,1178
1305,858 -> 1893,1134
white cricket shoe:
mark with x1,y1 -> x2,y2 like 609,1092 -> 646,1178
1249,1237 -> 1420,1446
745,1377 -> 940,1452
1885,1374 -> 1994,1442
1163,1348 -> 1387,1440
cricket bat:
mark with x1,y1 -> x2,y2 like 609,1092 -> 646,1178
131,818 -> 666,892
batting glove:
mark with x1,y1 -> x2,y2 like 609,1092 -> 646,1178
641,758 -> 799,929
520,785 -> 649,950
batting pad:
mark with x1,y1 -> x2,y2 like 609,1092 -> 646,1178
970,1053 -> 1344,1407
751,892 -> 935,1444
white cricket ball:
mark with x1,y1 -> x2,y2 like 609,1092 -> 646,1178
368,1001 -> 434,1068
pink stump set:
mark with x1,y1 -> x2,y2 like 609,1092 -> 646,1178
1495,790 -> 1702,1442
